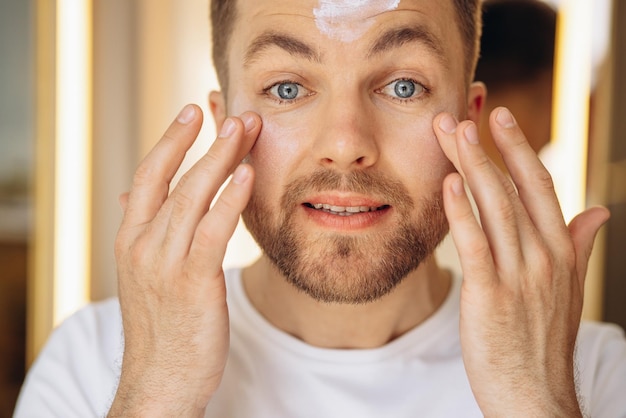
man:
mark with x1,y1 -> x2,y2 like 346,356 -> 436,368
15,0 -> 626,417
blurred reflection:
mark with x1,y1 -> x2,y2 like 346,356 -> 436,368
0,0 -> 33,414
475,0 -> 557,171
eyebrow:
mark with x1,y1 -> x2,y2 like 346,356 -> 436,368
244,31 -> 322,66
243,25 -> 446,67
367,26 -> 447,65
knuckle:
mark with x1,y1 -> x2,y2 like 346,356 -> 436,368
128,234 -> 155,267
471,152 -> 493,173
203,148 -> 224,166
457,203 -> 478,226
492,197 -> 517,225
198,150 -> 227,178
173,185 -> 196,212
193,225 -> 219,252
170,174 -> 202,211
132,162 -> 156,186
501,178 -> 518,200
534,168 -> 555,192
531,248 -> 553,273
216,190 -> 242,213
468,240 -> 492,261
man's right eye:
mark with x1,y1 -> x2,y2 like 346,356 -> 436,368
267,81 -> 311,102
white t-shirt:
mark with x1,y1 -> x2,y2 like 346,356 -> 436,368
14,269 -> 626,417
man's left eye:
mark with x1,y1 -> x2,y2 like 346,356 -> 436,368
381,79 -> 424,99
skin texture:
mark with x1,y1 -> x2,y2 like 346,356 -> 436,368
108,0 -> 610,416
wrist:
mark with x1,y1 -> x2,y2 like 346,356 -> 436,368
107,390 -> 207,418
108,368 -> 210,418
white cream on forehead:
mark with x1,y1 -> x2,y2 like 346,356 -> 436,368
313,0 -> 401,43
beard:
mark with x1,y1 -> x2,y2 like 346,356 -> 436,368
242,169 -> 449,304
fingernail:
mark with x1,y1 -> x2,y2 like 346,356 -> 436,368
232,165 -> 250,185
241,113 -> 257,133
177,105 -> 196,124
496,108 -> 516,128
439,114 -> 457,134
219,118 -> 236,138
464,123 -> 479,144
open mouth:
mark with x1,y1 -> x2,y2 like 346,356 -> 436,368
303,202 -> 390,216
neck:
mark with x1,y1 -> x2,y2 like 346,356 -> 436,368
242,255 -> 452,349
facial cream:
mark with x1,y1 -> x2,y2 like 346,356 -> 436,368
313,0 -> 401,42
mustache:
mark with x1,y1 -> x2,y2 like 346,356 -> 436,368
280,169 -> 415,211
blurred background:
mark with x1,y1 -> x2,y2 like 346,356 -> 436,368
0,0 -> 625,415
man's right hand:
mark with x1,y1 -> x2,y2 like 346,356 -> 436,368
108,104 -> 261,417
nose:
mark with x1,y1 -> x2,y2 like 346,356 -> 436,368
313,93 -> 380,171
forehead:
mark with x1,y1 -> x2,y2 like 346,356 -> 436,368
228,0 -> 463,66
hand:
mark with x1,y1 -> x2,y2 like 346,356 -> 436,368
434,107 -> 609,417
108,105 -> 261,417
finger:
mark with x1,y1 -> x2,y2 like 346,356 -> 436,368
568,206 -> 610,291
435,112 -> 515,198
443,173 -> 497,284
434,113 -> 464,177
188,164 -> 255,279
444,118 -> 530,269
160,112 -> 261,259
123,104 -> 203,231
489,107 -> 569,247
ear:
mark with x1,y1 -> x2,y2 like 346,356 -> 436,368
466,81 -> 486,125
209,90 -> 227,131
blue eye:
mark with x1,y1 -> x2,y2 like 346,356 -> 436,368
380,79 -> 425,100
394,80 -> 416,98
269,82 -> 307,101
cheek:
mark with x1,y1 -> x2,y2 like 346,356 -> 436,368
383,112 -> 454,187
247,116 -> 309,196
228,93 -> 308,197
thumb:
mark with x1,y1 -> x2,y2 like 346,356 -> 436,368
568,206 -> 610,289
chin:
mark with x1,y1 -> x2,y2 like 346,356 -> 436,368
243,196 -> 448,305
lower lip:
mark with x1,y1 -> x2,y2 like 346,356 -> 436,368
302,204 -> 391,230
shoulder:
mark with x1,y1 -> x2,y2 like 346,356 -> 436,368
48,298 -> 123,363
576,321 -> 626,417
14,298 -> 123,417
577,320 -> 626,367
576,320 -> 626,375
578,320 -> 625,348
35,297 -> 122,363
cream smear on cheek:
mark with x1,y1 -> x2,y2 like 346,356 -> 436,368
313,0 -> 401,43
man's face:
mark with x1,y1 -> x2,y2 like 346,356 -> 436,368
219,0 -> 476,303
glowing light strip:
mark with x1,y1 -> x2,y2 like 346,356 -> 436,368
53,0 -> 92,325
551,0 -> 593,222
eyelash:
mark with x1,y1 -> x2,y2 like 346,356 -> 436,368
262,80 -> 313,106
376,78 -> 431,104
262,77 -> 431,105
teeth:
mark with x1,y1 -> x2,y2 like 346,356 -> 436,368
307,203 -> 382,215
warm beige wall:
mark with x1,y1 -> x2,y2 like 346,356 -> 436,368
90,0 -> 260,301
91,0 -> 138,301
